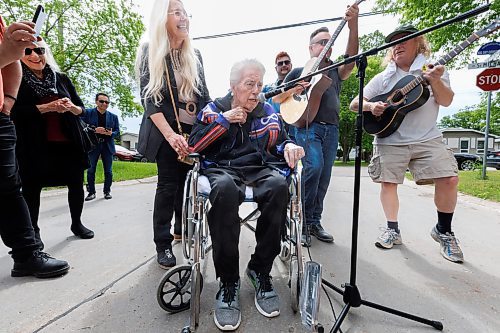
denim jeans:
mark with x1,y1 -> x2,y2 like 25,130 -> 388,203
0,114 -> 38,260
87,142 -> 113,194
293,123 -> 339,226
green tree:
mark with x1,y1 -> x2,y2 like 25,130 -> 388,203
0,0 -> 145,117
374,0 -> 500,66
439,93 -> 500,135
338,32 -> 385,162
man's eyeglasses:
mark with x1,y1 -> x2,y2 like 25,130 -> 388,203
98,100 -> 110,104
168,10 -> 192,19
276,60 -> 291,67
310,39 -> 329,47
24,47 -> 46,56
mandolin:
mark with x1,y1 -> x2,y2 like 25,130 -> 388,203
280,0 -> 365,128
363,19 -> 499,138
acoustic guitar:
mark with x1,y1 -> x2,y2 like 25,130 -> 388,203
280,0 -> 365,128
363,20 -> 499,138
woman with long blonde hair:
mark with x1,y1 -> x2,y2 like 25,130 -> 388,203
135,0 -> 210,269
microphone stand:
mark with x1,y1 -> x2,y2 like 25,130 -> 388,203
276,4 -> 490,332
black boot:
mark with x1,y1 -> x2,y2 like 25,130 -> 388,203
310,224 -> 334,243
71,223 -> 94,239
12,251 -> 70,278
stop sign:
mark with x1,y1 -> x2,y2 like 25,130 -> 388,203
476,67 -> 500,91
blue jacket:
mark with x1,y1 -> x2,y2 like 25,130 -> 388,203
82,107 -> 120,154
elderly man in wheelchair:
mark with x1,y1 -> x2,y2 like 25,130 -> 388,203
185,58 -> 305,331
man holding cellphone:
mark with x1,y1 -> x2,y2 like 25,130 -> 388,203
0,16 -> 69,278
82,93 -> 120,200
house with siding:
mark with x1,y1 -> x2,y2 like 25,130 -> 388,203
441,128 -> 500,154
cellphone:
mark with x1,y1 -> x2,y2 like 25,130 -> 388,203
32,5 -> 46,38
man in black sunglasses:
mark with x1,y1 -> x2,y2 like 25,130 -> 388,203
276,3 -> 359,246
261,51 -> 293,115
82,93 -> 120,201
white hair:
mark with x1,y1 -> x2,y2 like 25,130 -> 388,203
135,0 -> 200,105
229,59 -> 266,87
37,40 -> 61,73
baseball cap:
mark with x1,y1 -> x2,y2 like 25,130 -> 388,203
385,24 -> 419,43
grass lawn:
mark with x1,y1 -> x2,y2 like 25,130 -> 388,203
84,160 -> 157,184
406,170 -> 499,202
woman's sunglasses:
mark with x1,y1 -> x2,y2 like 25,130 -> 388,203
25,47 -> 46,56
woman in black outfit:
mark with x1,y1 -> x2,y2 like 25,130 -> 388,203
135,0 -> 210,269
11,40 -> 94,250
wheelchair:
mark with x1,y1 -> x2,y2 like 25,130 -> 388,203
156,154 -> 305,332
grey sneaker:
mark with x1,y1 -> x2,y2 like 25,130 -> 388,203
157,249 -> 176,269
430,226 -> 464,263
214,280 -> 241,331
375,227 -> 402,249
246,267 -> 280,318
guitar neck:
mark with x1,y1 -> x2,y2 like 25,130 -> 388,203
311,20 -> 347,71
402,33 -> 481,94
310,0 -> 365,72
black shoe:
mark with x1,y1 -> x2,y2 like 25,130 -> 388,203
85,193 -> 96,201
104,192 -> 112,200
12,251 -> 70,278
157,248 -> 176,269
310,224 -> 334,243
71,223 -> 95,239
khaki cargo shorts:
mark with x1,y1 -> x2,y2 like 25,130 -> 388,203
368,137 -> 458,185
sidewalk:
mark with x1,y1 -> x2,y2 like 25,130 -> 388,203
1,167 -> 499,333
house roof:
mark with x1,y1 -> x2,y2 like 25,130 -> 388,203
121,132 -> 139,138
441,128 -> 500,138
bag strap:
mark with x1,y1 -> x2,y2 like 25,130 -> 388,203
165,61 -> 184,135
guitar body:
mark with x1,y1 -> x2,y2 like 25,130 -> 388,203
281,58 -> 332,128
363,75 -> 430,138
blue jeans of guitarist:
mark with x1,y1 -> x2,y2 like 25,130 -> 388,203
293,122 -> 339,227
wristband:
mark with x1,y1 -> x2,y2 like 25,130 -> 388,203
4,94 -> 17,102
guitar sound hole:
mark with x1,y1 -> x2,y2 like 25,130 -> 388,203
392,91 -> 404,103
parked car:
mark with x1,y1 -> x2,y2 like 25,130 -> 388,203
132,151 -> 149,163
454,153 -> 480,171
114,144 -> 136,161
486,150 -> 500,170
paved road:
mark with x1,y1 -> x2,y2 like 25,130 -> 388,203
1,167 -> 499,333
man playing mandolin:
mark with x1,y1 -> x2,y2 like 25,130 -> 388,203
350,25 -> 463,263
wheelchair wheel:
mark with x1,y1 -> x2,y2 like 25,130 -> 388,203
290,258 -> 300,313
157,264 -> 204,313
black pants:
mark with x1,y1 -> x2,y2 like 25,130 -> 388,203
204,165 -> 288,283
21,142 -> 85,248
0,114 -> 38,261
153,140 -> 191,253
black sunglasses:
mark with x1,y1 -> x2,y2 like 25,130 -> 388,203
25,47 -> 46,56
98,100 -> 110,104
276,60 -> 291,67
311,39 -> 329,47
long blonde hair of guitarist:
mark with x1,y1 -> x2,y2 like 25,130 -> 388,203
383,35 -> 431,67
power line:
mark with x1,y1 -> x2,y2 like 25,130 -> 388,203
193,11 -> 385,41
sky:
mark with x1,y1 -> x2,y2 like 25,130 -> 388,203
117,0 -> 490,133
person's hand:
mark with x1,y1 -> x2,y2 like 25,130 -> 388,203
36,99 -> 66,114
0,21 -> 36,65
224,106 -> 248,124
345,3 -> 359,29
284,143 -> 305,168
290,81 -> 310,95
166,132 -> 190,157
422,64 -> 445,86
368,101 -> 387,117
94,127 -> 107,135
59,97 -> 82,115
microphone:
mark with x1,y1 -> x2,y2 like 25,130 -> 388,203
257,82 -> 298,102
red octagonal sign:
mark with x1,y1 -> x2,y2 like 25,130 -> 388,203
476,67 -> 500,91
